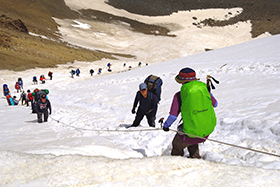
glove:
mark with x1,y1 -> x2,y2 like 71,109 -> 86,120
131,108 -> 136,114
163,126 -> 169,132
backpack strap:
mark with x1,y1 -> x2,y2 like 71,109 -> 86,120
148,91 -> 153,103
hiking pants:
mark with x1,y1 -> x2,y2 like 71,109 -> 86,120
32,102 -> 36,113
37,110 -> 49,123
21,98 -> 26,105
171,133 -> 201,159
26,100 -> 31,107
132,109 -> 155,127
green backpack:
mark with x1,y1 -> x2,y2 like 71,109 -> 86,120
180,81 -> 216,138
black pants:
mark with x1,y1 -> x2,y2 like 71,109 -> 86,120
26,100 -> 31,107
31,102 -> 36,113
37,110 -> 49,123
132,109 -> 155,127
21,98 -> 26,105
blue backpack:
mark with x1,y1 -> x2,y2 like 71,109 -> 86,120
144,75 -> 163,101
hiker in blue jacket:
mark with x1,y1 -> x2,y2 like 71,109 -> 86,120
130,83 -> 158,127
3,84 -> 11,96
76,68 -> 80,77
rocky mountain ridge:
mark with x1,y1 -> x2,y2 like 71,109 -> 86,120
0,0 -> 279,71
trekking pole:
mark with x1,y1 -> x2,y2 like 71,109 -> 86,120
158,117 -> 164,128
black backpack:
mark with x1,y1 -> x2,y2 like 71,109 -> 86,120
144,75 -> 163,101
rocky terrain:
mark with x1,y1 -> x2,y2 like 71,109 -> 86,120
0,0 -> 279,71
107,0 -> 280,37
0,0 -> 131,71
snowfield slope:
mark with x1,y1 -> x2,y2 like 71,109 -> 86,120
0,34 -> 279,186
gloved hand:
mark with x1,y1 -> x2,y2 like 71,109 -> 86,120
163,126 -> 169,132
158,117 -> 164,124
131,108 -> 136,114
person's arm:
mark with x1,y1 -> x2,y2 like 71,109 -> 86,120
163,114 -> 177,128
210,92 -> 218,107
132,91 -> 140,109
132,91 -> 140,113
163,92 -> 181,130
48,100 -> 52,115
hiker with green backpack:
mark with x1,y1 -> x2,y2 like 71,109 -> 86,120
162,67 -> 218,159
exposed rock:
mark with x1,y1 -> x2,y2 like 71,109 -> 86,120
0,15 -> 28,33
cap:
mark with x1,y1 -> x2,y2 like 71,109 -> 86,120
175,67 -> 198,83
139,83 -> 147,91
41,94 -> 46,99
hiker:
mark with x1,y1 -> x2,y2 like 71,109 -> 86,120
76,68 -> 80,77
40,75 -> 46,84
33,76 -> 38,84
70,70 -> 75,78
31,88 -> 39,113
15,82 -> 21,93
98,68 -> 102,75
90,69 -> 94,76
36,93 -> 51,123
3,84 -> 14,105
3,84 -> 11,96
130,83 -> 159,127
20,90 -> 27,105
107,63 -> 111,69
32,89 -> 49,102
48,71 -> 53,80
26,89 -> 32,107
138,62 -> 142,67
12,96 -> 20,105
162,67 -> 218,159
18,77 -> 23,89
31,88 -> 49,113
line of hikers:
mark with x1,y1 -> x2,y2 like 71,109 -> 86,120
3,66 -> 218,158
33,71 -> 53,84
71,67 -> 107,78
3,73 -> 52,123
3,84 -> 52,123
74,62 -> 149,78
130,67 -> 219,159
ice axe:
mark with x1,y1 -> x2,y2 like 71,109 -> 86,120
158,117 -> 164,128
207,75 -> 219,92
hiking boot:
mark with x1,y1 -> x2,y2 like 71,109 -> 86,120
189,155 -> 202,159
187,144 -> 201,159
